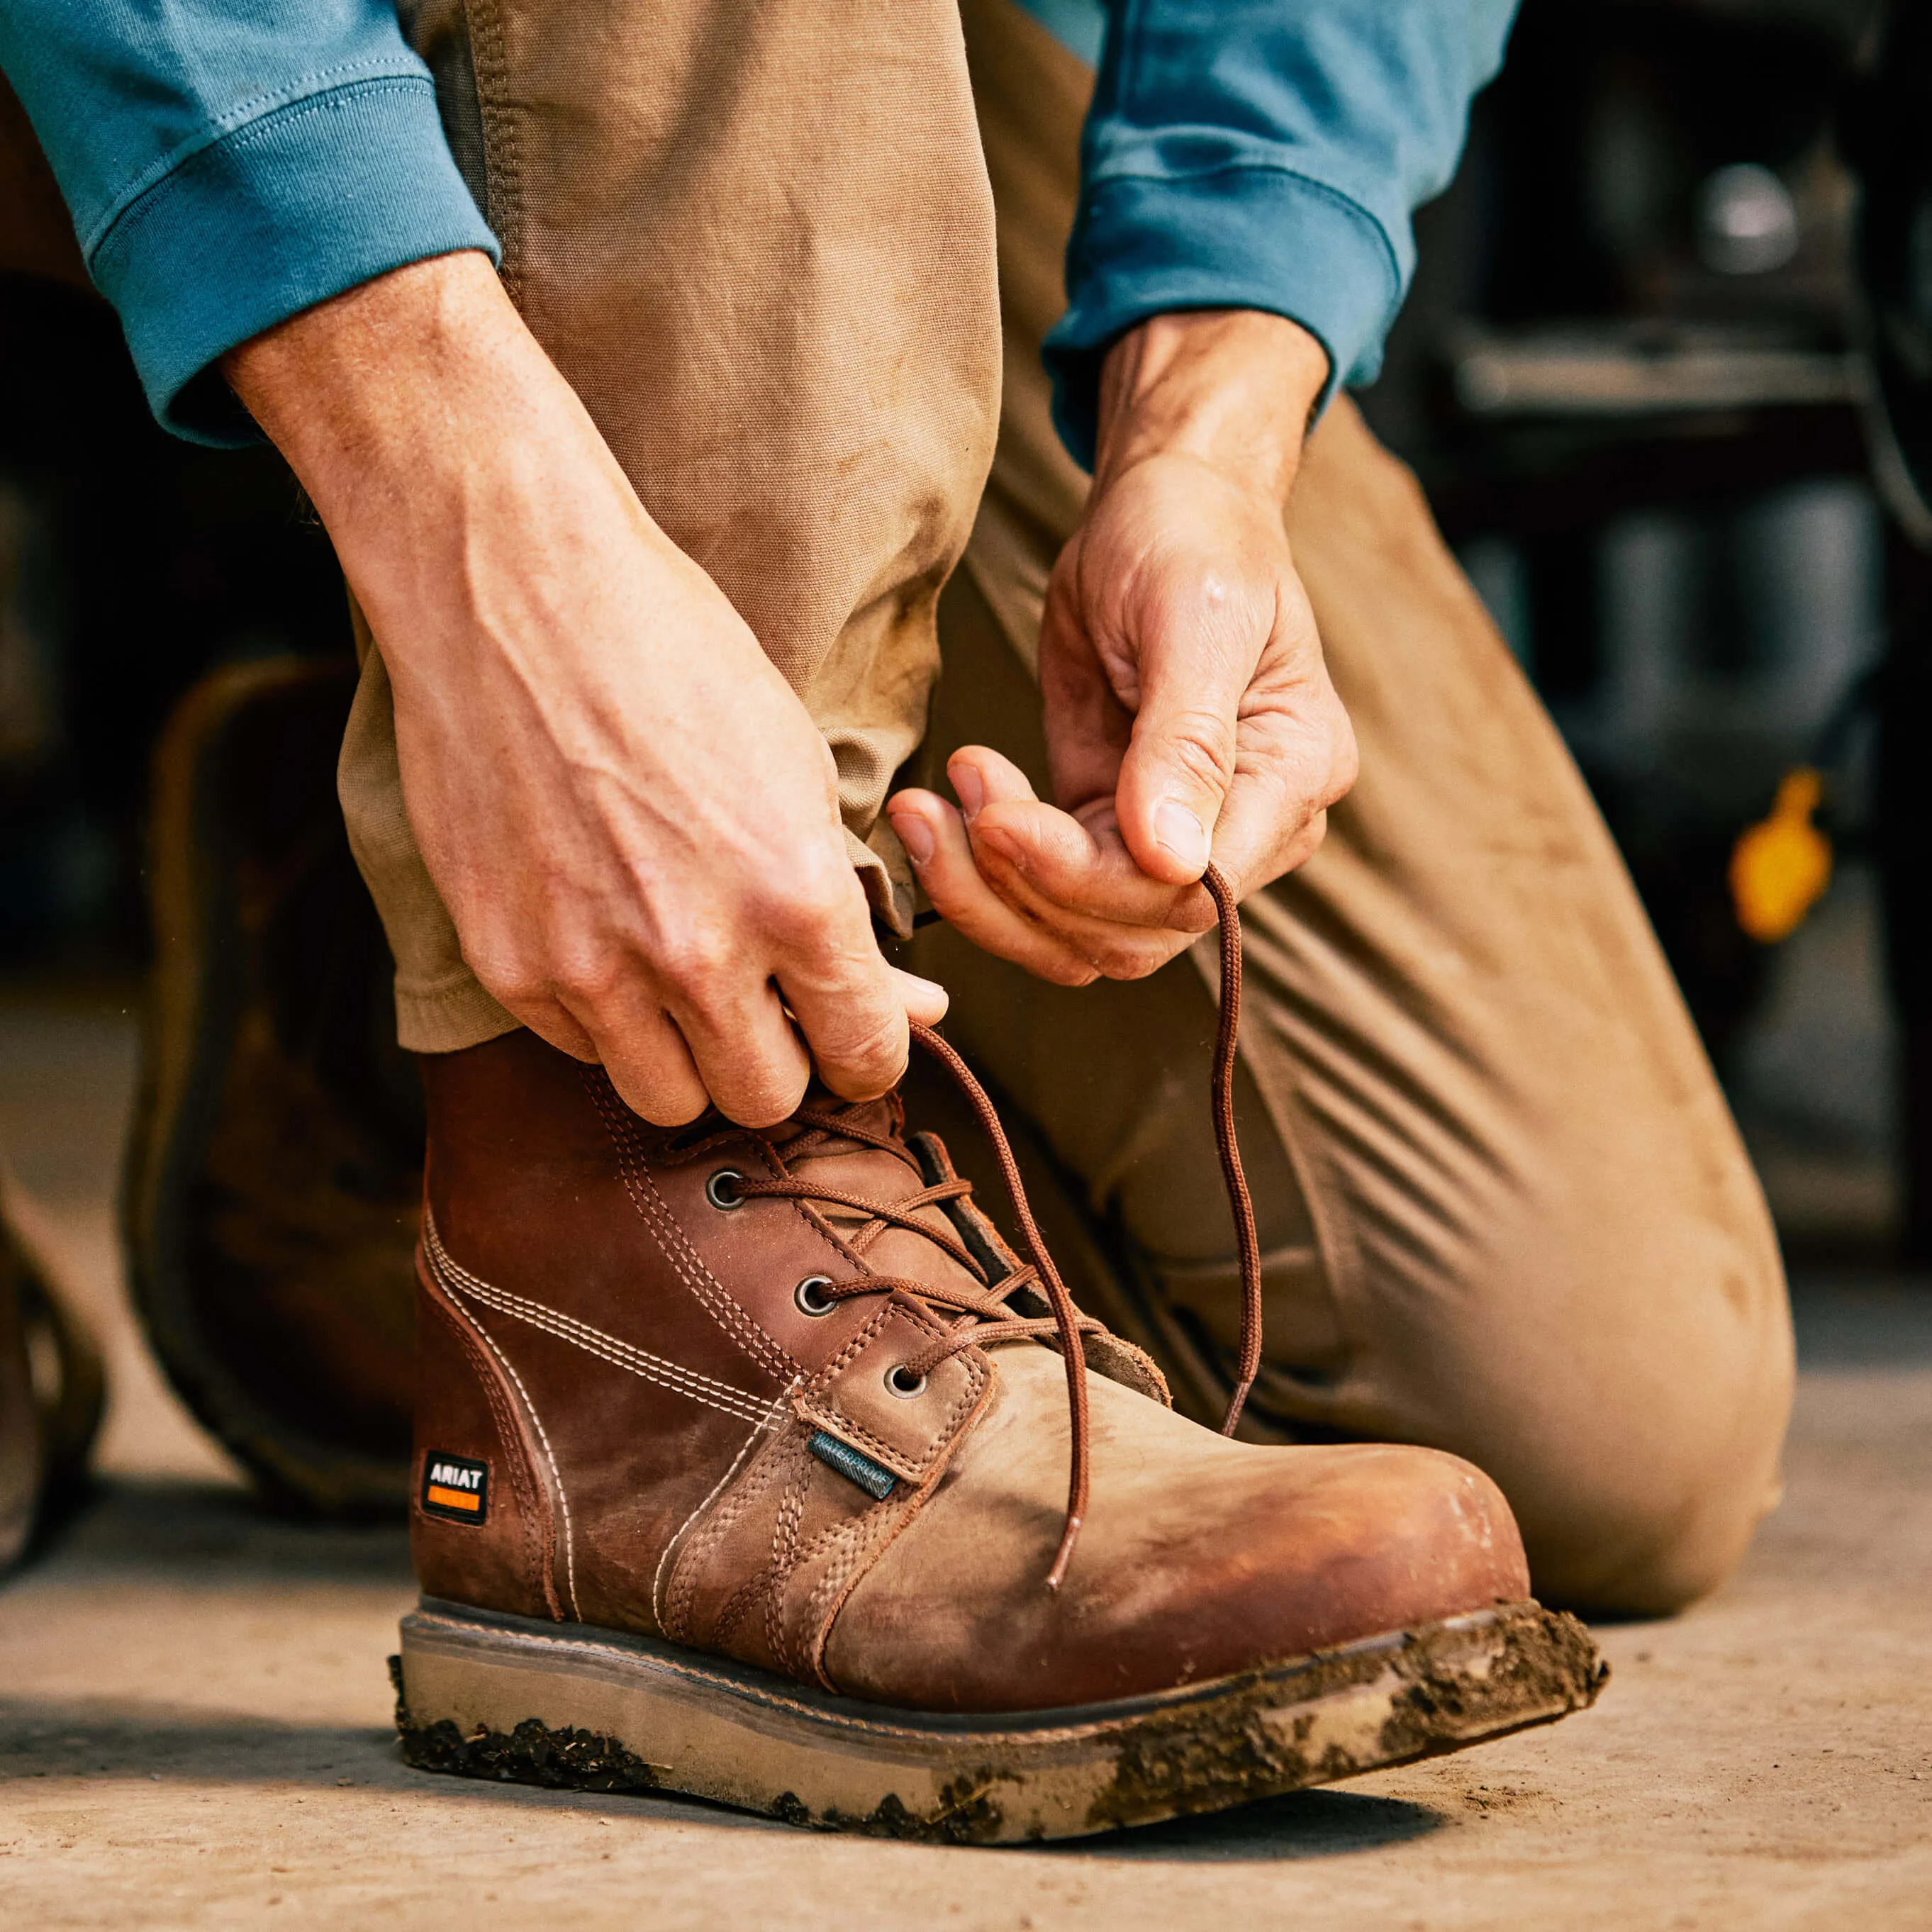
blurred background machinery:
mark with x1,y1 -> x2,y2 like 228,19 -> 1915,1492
1358,0 -> 1907,1258
0,0 -> 1924,1259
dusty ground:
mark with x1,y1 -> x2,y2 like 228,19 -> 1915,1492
0,990 -> 1927,1929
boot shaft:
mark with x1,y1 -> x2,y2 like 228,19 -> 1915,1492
411,1028 -> 1002,1643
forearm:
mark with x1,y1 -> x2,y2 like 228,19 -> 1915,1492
228,252 -> 597,545
224,252 -> 527,486
223,252 -> 679,680
225,250 -> 934,1124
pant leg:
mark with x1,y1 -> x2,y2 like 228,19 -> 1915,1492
908,0 -> 1796,1615
340,0 -> 1001,1052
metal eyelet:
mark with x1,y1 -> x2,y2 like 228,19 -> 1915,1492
794,1275 -> 837,1317
885,1364 -> 927,1400
705,1168 -> 746,1210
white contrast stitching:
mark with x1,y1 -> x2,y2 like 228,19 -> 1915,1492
652,1385 -> 795,1634
443,1270 -> 582,1622
422,1213 -> 778,1429
583,1076 -> 799,1381
84,74 -> 435,259
420,1269 -> 549,1603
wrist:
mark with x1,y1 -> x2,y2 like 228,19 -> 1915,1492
1090,310 -> 1329,505
221,252 -> 582,538
221,252 -> 661,671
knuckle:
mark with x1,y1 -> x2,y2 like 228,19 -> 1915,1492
1044,535 -> 1084,608
766,898 -> 844,954
762,870 -> 859,949
1288,809 -> 1329,869
610,1067 -> 707,1129
720,1067 -> 810,1132
549,954 -> 630,1009
1041,951 -> 1102,989
1325,724 -> 1361,804
654,925 -> 736,996
480,971 -> 548,1015
464,942 -> 543,1010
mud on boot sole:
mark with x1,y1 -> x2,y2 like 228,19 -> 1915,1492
391,1596 -> 1606,1842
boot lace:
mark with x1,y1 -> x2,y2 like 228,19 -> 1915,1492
723,864 -> 1261,1590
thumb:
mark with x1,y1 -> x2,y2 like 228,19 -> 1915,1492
1114,638 -> 1246,886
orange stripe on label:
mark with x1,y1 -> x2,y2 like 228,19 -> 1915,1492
426,1484 -> 481,1512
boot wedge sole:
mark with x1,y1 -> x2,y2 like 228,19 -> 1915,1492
394,1596 -> 1605,1842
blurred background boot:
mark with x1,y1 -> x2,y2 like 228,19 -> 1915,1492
0,1205 -> 104,1571
1844,0 -> 1932,542
122,657 -> 421,1514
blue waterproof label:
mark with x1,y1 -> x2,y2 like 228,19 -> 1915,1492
808,1429 -> 898,1501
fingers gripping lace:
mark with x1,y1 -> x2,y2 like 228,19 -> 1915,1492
732,864 -> 1261,1590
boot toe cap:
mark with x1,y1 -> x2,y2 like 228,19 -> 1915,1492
825,1369 -> 1531,1713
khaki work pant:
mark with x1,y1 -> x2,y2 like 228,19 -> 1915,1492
344,0 -> 1795,1613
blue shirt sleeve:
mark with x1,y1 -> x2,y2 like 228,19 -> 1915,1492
0,1 -> 498,445
1042,0 -> 1517,469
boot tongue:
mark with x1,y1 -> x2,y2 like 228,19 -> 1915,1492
771,1090 -> 996,1307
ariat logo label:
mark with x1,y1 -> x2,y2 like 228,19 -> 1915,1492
421,1453 -> 489,1524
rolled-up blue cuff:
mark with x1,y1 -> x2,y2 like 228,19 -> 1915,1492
1043,162 -> 1400,471
88,74 -> 500,447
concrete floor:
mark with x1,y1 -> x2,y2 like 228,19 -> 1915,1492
1,991 -> 1928,1929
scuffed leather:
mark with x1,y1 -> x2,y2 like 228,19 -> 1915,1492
825,1346 -> 1529,1711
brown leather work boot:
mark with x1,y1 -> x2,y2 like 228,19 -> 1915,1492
0,1211 -> 104,1573
123,659 -> 420,1513
393,1006 -> 1604,1841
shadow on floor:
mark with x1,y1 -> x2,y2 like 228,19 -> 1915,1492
1042,1787 -> 1446,1863
0,1699 -> 409,1789
0,1694 -> 1447,1863
16,1478 -> 411,1586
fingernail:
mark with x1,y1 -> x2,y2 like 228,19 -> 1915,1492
889,810 -> 934,866
1154,800 -> 1210,871
952,764 -> 985,818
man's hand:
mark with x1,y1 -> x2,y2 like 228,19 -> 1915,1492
225,252 -> 944,1127
886,309 -> 1356,983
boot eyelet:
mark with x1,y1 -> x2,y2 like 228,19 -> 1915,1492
705,1168 -> 747,1210
886,1364 -> 927,1400
794,1275 -> 837,1317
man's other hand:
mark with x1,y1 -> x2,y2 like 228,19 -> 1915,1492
886,309 -> 1356,983
225,253 -> 944,1127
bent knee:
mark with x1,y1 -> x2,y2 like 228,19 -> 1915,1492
1413,1142 -> 1799,1616
1505,1334 -> 1796,1616
1522,1465 -> 1780,1616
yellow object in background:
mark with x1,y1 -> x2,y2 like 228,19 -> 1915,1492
1730,767 -> 1833,944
